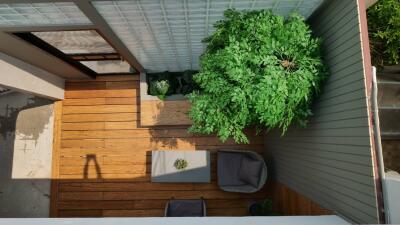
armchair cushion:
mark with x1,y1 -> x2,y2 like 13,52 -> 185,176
217,151 -> 247,186
217,149 -> 268,193
238,156 -> 262,188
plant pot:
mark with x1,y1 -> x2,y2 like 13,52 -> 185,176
248,203 -> 263,216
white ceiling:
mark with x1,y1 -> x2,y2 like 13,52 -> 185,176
0,2 -> 91,26
93,0 -> 324,72
0,0 -> 325,73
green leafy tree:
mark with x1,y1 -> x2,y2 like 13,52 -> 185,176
368,0 -> 400,67
188,9 -> 327,143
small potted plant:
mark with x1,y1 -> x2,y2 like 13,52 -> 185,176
249,198 -> 280,216
149,80 -> 170,100
173,158 -> 188,170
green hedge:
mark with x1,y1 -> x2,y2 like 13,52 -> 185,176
367,0 -> 400,67
188,9 -> 327,143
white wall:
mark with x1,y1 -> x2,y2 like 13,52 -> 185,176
0,53 -> 64,100
0,92 -> 54,217
0,216 -> 349,225
385,171 -> 400,224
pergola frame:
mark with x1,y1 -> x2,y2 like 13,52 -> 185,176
0,0 -> 145,77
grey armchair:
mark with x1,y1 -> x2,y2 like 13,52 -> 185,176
217,149 -> 267,193
164,198 -> 206,217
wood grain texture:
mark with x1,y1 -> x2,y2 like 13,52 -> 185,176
53,75 -> 328,217
54,75 -> 267,217
140,100 -> 192,126
50,101 -> 63,217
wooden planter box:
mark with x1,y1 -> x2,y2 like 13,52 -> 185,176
140,73 -> 192,126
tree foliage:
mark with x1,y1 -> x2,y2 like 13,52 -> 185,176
188,9 -> 327,143
367,0 -> 400,67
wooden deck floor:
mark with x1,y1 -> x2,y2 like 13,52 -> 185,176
51,75 -> 269,217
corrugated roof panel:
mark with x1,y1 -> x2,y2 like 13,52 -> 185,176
93,0 -> 324,72
0,2 -> 91,26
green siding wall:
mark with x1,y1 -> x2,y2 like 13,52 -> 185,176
264,0 -> 379,223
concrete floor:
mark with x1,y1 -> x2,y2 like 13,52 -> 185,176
0,92 -> 54,217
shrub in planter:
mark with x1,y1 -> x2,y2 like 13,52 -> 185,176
149,80 -> 170,100
188,9 -> 327,143
367,0 -> 400,67
148,72 -> 176,96
147,70 -> 199,97
180,70 -> 199,95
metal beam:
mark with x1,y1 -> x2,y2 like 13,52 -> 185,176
0,31 -> 90,79
0,24 -> 96,33
75,1 -> 145,72
0,0 -> 111,3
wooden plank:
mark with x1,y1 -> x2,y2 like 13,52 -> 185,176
60,154 -> 150,166
106,98 -> 138,105
102,209 -> 164,217
206,199 -> 258,209
141,100 -> 192,126
58,209 -> 103,217
61,129 -> 197,139
103,155 -> 150,165
62,122 -> 105,131
104,137 -> 263,149
63,105 -> 137,114
208,208 -> 249,216
59,145 -> 264,156
66,75 -> 139,83
61,139 -> 105,148
63,98 -> 138,106
59,190 -> 266,201
59,173 -> 151,180
65,81 -> 106,90
61,129 -> 263,141
57,200 -> 136,210
65,89 -> 137,98
63,98 -> 107,106
105,121 -> 138,130
60,164 -> 149,175
60,192 -> 104,201
50,101 -> 62,218
62,113 -> 137,122
106,81 -> 139,89
58,182 -> 197,192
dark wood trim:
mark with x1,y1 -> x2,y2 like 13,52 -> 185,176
69,53 -> 121,61
96,72 -> 136,76
0,31 -> 89,79
14,32 -> 97,79
50,101 -> 62,218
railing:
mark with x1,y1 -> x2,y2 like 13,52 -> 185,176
371,66 -> 390,223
